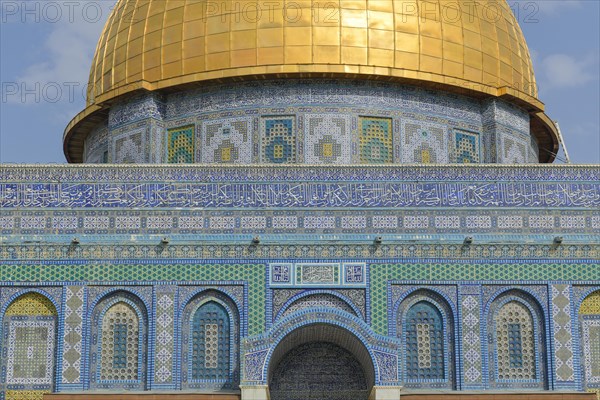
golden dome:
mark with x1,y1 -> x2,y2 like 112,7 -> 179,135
64,0 -> 560,162
87,0 -> 540,106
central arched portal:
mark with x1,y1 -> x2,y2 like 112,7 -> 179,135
268,324 -> 375,400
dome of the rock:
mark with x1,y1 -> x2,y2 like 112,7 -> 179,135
64,0 -> 559,164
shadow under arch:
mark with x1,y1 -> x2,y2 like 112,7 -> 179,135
267,321 -> 377,400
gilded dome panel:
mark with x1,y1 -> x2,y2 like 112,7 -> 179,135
85,0 -> 539,107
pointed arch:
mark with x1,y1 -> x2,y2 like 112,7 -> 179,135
1,291 -> 58,398
578,289 -> 600,396
396,290 -> 457,389
275,290 -> 362,322
485,289 -> 548,390
88,290 -> 148,391
180,289 -> 240,390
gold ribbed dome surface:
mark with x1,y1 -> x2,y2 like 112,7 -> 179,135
87,0 -> 539,107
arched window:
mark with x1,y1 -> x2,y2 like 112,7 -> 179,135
397,291 -> 456,390
579,290 -> 600,397
405,301 -> 445,380
487,292 -> 547,390
88,293 -> 147,391
181,291 -> 240,390
495,301 -> 536,380
191,301 -> 230,381
1,292 -> 57,398
99,302 -> 139,381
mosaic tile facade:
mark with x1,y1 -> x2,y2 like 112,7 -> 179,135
495,301 -> 536,380
88,292 -> 148,390
460,291 -> 484,387
153,287 -> 175,386
580,290 -> 600,395
305,114 -> 353,164
61,286 -> 84,385
180,290 -> 240,390
201,117 -> 253,164
551,284 -> 575,383
359,117 -> 393,164
261,117 -> 296,164
454,131 -> 481,164
0,164 -> 598,398
280,293 -> 358,319
167,126 -> 194,164
400,120 -> 448,163
113,129 -> 146,164
1,293 -> 58,399
486,291 -> 548,390
191,302 -> 229,379
85,80 -> 542,164
396,290 -> 456,389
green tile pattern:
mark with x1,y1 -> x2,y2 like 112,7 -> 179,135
1,263 -> 266,335
370,262 -> 600,335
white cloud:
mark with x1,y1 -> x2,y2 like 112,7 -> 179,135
11,1 -> 115,105
539,53 -> 599,89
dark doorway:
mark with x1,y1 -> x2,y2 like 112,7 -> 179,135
270,341 -> 370,400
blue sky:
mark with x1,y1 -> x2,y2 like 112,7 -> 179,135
1,0 -> 598,164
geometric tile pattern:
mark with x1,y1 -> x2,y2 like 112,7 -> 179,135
191,302 -> 230,380
396,290 -> 456,389
91,79 -> 554,166
202,117 -> 252,164
168,126 -> 194,163
99,302 -> 139,381
180,290 -> 240,390
2,293 -> 57,399
487,292 -> 547,390
582,319 -> 600,385
495,301 -> 535,380
461,295 -> 483,385
359,117 -> 393,164
500,133 -> 529,164
5,293 -> 56,316
6,319 -> 55,385
154,288 -> 175,385
261,117 -> 296,164
454,131 -> 480,163
62,286 -> 85,384
580,290 -> 600,393
581,291 -> 600,315
551,284 -> 575,382
401,120 -> 448,163
3,209 -> 599,236
88,293 -> 147,390
280,293 -> 358,319
305,114 -> 352,164
406,302 -> 444,379
113,130 -> 145,164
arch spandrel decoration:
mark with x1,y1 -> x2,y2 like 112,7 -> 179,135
275,291 -> 361,322
486,290 -> 548,390
88,291 -> 148,391
180,290 -> 240,390
396,290 -> 456,390
579,289 -> 600,398
242,310 -> 401,387
1,292 -> 58,399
